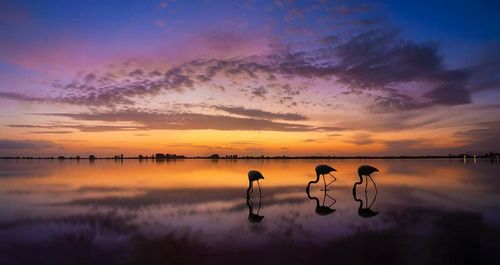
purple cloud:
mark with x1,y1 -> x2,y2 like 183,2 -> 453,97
0,139 -> 60,149
214,105 -> 308,121
34,109 -> 341,132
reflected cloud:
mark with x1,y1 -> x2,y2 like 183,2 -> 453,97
62,186 -> 306,210
0,139 -> 61,150
0,211 -> 138,235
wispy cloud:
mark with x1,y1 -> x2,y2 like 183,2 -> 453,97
26,131 -> 74,134
9,123 -> 144,132
346,133 -> 375,146
34,109 -> 341,132
214,105 -> 308,121
0,139 -> 60,150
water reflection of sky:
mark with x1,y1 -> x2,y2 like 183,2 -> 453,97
0,159 -> 499,264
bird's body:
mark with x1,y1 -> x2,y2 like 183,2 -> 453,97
358,165 -> 379,177
247,170 -> 264,197
316,205 -> 336,216
248,170 -> 264,182
315,164 -> 336,176
307,164 -> 337,191
358,207 -> 379,218
248,211 -> 265,223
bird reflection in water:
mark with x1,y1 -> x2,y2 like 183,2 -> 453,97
246,170 -> 264,223
306,164 -> 337,216
246,193 -> 264,223
353,165 -> 379,218
306,186 -> 336,216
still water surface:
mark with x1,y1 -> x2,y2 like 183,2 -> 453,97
0,159 -> 499,264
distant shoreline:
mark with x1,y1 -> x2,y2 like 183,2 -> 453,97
1,154 -> 499,160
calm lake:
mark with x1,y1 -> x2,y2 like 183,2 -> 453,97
0,158 -> 499,265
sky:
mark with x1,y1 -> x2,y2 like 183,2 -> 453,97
0,0 -> 499,157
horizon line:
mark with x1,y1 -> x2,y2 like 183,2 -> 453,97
1,153 -> 499,160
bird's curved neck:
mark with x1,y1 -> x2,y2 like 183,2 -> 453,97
246,196 -> 253,217
306,188 -> 320,209
246,180 -> 253,197
355,173 -> 364,185
307,173 -> 321,190
352,187 -> 364,211
352,173 -> 363,201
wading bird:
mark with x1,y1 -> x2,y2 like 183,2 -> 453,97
307,164 -> 337,191
355,165 -> 379,193
247,170 -> 264,197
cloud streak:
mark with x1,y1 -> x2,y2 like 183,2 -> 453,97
0,139 -> 60,150
214,105 -> 308,121
34,109 -> 341,132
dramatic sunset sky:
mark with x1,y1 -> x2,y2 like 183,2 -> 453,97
0,0 -> 499,156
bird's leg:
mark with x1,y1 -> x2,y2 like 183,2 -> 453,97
326,193 -> 336,206
369,175 -> 378,193
326,173 -> 337,186
365,176 -> 368,193
257,180 -> 262,198
364,188 -> 368,207
368,175 -> 378,209
320,174 -> 330,191
257,190 -> 262,214
257,199 -> 261,215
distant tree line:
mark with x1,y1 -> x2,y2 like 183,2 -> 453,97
1,152 -> 499,160
153,153 -> 185,159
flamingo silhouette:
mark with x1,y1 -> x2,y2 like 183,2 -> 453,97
355,165 -> 379,193
247,170 -> 264,197
306,186 -> 336,216
307,164 -> 337,191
